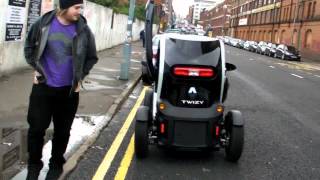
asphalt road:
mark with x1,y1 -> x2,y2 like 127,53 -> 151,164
67,45 -> 320,180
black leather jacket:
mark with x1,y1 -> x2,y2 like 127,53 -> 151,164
24,10 -> 98,92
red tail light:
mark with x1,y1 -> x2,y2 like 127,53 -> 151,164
215,126 -> 220,137
160,123 -> 165,134
173,67 -> 214,77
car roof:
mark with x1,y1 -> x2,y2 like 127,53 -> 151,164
162,33 -> 219,42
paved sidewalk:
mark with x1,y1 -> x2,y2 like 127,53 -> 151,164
0,41 -> 144,179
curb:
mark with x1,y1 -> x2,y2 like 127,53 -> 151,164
59,74 -> 141,180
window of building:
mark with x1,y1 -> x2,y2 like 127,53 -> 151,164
293,29 -> 298,46
312,2 -> 316,17
280,29 -> 285,43
305,29 -> 312,48
274,30 -> 279,43
307,2 -> 312,19
298,5 -> 302,20
258,31 -> 262,41
282,8 -> 287,21
268,31 -> 272,42
292,6 -> 296,21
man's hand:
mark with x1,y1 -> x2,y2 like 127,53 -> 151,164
75,82 -> 81,92
33,71 -> 41,84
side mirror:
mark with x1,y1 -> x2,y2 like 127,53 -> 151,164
226,63 -> 236,71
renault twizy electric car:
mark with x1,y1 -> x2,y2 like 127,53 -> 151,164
136,0 -> 244,162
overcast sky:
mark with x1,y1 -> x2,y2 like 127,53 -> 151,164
172,0 -> 194,18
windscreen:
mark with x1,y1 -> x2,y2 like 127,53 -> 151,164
164,38 -> 221,67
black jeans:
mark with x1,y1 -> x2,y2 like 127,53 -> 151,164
27,83 -> 79,168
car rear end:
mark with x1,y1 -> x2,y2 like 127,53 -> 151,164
156,36 -> 225,149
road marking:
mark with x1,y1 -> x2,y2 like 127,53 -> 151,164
92,87 -> 147,180
269,65 -> 275,69
314,75 -> 320,78
130,59 -> 140,63
114,135 -> 135,180
290,73 -> 304,79
249,58 -> 254,61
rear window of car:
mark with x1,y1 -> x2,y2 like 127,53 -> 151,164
287,46 -> 297,52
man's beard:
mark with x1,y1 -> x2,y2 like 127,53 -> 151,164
67,15 -> 80,22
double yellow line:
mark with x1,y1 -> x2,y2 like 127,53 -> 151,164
92,87 -> 148,180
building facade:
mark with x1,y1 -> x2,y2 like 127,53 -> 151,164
193,0 -> 218,23
229,0 -> 320,61
199,0 -> 232,36
187,5 -> 195,24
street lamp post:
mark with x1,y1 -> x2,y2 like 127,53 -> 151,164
120,0 -> 136,80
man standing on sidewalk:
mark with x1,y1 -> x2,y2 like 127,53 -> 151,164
140,29 -> 145,47
24,0 -> 98,179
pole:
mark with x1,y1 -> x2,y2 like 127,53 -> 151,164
120,0 -> 136,80
168,0 -> 173,28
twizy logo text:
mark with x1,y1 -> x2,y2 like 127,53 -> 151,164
181,100 -> 204,105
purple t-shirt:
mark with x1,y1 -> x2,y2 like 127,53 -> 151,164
41,17 -> 77,87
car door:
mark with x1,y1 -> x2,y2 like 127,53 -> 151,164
276,45 -> 283,57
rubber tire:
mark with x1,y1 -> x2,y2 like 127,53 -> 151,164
225,126 -> 244,162
143,88 -> 153,122
141,64 -> 153,86
135,121 -> 149,158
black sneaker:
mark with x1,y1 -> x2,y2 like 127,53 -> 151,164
26,162 -> 43,180
45,167 -> 63,180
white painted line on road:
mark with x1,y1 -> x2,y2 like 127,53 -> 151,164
249,58 -> 254,61
291,73 -> 304,79
269,66 -> 275,69
314,75 -> 320,78
130,59 -> 140,63
131,67 -> 140,70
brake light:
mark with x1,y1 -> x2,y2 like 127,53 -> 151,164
160,123 -> 165,134
215,126 -> 220,137
173,67 -> 214,77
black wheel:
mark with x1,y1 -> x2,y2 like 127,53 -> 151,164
141,63 -> 153,86
225,126 -> 244,162
135,121 -> 149,158
143,88 -> 153,122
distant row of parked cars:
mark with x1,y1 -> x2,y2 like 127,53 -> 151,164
217,36 -> 301,61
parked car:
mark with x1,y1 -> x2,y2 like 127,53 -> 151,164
256,41 -> 268,54
274,44 -> 301,61
230,38 -> 240,48
243,41 -> 251,50
265,43 -> 278,57
165,28 -> 182,34
248,41 -> 258,52
223,36 -> 232,45
238,39 -> 245,49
